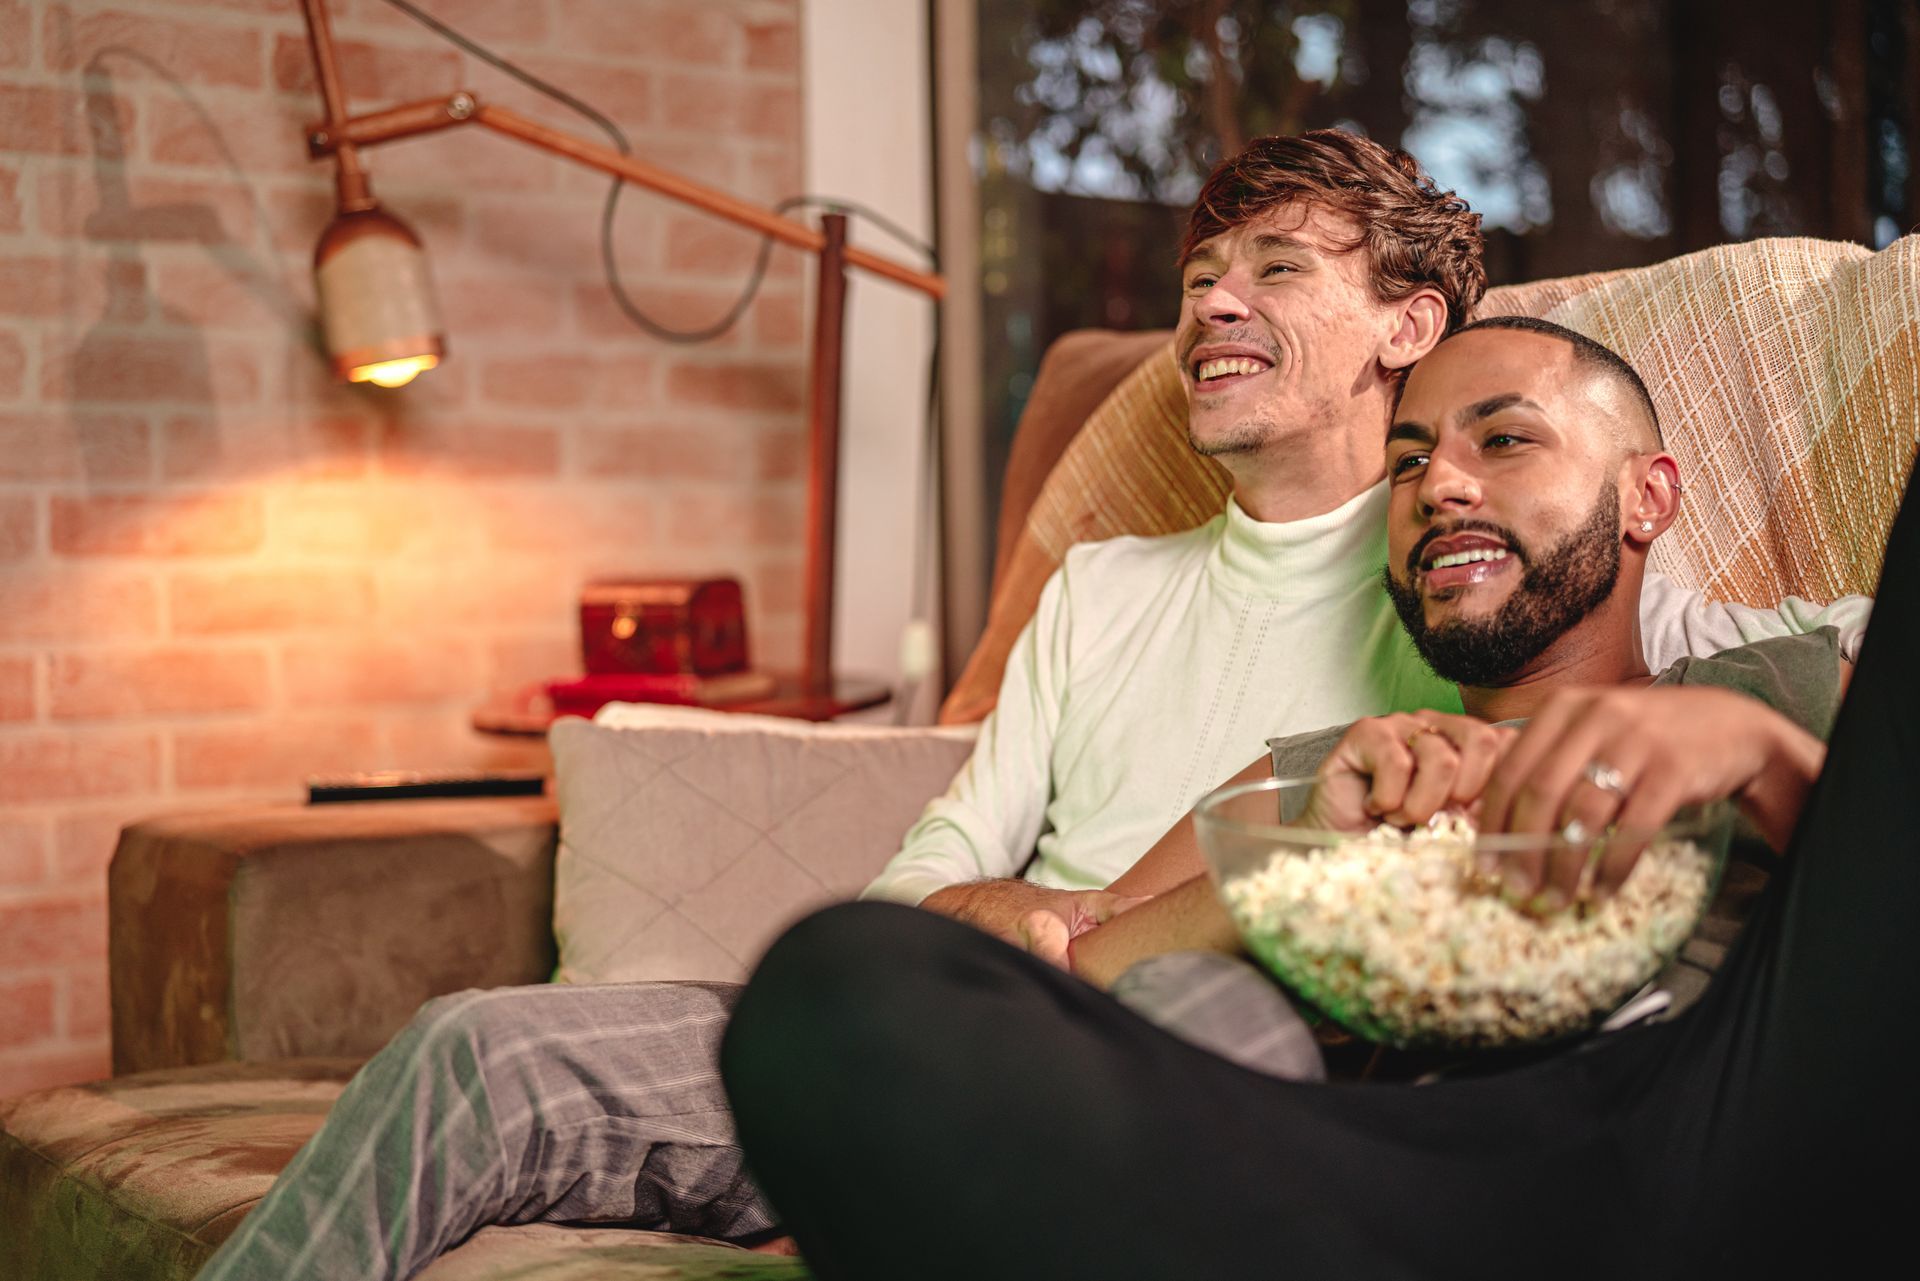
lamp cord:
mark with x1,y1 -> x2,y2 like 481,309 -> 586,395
377,0 -> 936,342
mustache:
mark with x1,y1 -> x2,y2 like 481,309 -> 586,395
1403,519 -> 1528,578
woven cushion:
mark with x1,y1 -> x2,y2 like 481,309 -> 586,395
941,235 -> 1919,723
1512,237 -> 1919,606
550,705 -> 977,984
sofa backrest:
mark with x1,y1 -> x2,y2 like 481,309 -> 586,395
989,329 -> 1175,588
943,234 -> 1920,724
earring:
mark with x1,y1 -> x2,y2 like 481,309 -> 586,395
1639,520 -> 1654,533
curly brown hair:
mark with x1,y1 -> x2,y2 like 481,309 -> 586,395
1180,129 -> 1486,332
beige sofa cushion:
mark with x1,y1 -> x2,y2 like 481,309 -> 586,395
550,706 -> 977,984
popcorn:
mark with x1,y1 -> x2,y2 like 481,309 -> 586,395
1219,815 -> 1715,1047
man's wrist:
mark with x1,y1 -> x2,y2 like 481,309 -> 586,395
1738,715 -> 1825,851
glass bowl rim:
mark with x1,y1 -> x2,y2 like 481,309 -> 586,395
1195,775 -> 1735,854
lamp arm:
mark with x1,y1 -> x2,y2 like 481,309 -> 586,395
306,91 -> 945,300
299,0 -> 375,212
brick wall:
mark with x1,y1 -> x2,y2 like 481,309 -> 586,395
0,0 -> 808,1096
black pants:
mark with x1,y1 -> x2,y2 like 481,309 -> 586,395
721,466 -> 1920,1281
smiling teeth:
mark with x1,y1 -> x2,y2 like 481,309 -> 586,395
1196,356 -> 1270,381
1429,548 -> 1509,570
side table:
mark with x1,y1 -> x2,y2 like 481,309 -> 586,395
472,675 -> 892,737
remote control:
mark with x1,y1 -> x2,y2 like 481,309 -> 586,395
306,769 -> 548,804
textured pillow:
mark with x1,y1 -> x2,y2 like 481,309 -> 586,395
1518,237 -> 1919,608
941,235 -> 1920,723
549,705 -> 977,984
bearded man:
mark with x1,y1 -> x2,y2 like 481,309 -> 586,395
1062,317 -> 1847,1061
720,319 -> 1905,1281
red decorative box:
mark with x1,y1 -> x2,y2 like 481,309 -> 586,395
579,578 -> 749,677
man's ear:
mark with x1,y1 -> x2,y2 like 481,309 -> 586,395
1378,289 -> 1448,372
1624,453 -> 1682,548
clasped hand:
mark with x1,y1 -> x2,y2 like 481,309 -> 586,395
1305,686 -> 1823,914
920,879 -> 1147,967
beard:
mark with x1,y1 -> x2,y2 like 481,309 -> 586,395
1384,479 -> 1624,688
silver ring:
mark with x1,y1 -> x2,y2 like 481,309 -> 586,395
1559,818 -> 1592,846
1583,761 -> 1627,796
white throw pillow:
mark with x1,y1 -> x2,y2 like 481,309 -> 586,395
549,704 -> 978,984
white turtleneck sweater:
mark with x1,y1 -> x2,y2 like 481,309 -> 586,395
865,484 -> 1451,904
863,484 -> 1872,905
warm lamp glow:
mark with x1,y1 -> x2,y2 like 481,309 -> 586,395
350,354 -> 439,387
314,204 -> 446,387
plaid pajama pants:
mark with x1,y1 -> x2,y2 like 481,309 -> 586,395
198,955 -> 1316,1279
197,980 -> 775,1280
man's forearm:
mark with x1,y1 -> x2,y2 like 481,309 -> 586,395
921,878 -> 1071,944
921,878 -> 1036,927
1069,876 -> 1242,990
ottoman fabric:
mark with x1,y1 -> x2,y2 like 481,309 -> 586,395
110,797 -> 560,1075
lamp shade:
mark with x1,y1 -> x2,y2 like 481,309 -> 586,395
314,204 -> 445,387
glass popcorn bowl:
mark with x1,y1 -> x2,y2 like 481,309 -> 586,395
1194,777 -> 1736,1050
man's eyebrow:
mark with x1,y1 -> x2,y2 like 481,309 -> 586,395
1248,232 -> 1317,256
1180,244 -> 1225,271
1460,392 -> 1540,423
1386,420 -> 1434,446
1181,232 -> 1321,270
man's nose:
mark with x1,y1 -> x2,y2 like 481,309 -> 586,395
1418,450 -> 1482,514
1196,280 -> 1251,325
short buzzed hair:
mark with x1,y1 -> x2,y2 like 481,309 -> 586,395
1451,315 -> 1662,448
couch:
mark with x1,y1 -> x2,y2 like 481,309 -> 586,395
3,236 -> 1915,1281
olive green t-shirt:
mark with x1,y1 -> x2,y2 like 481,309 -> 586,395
1261,627 -> 1847,1021
1266,628 -> 1844,779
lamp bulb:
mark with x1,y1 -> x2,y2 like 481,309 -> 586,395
351,354 -> 440,388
